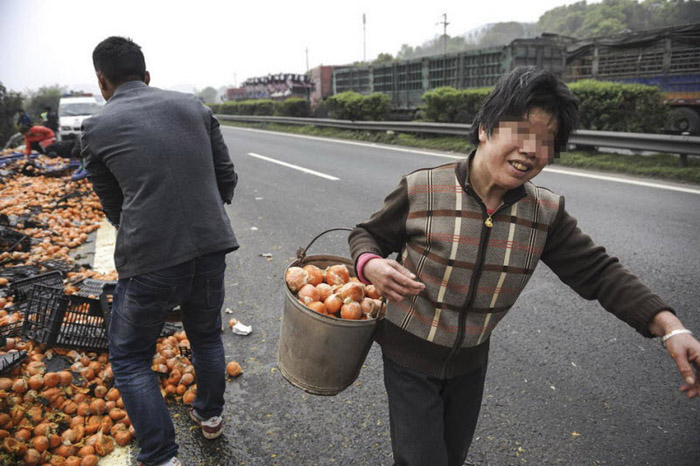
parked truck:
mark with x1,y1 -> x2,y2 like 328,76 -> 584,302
321,23 -> 700,132
564,23 -> 700,134
331,36 -> 567,114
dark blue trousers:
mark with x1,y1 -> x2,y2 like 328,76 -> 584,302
109,251 -> 227,466
383,355 -> 487,466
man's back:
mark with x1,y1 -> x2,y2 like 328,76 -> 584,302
82,81 -> 238,278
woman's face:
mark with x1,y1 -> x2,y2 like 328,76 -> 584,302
477,108 -> 558,191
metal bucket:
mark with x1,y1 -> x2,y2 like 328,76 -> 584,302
278,229 -> 382,396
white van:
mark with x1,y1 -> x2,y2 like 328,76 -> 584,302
58,95 -> 102,140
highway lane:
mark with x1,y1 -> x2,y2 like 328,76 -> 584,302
173,125 -> 700,466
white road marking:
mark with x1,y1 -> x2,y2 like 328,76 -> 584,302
93,218 -> 116,273
227,125 -> 461,159
543,167 -> 700,195
247,152 -> 339,180
225,125 -> 700,195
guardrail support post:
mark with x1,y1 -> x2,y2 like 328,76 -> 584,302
679,132 -> 690,168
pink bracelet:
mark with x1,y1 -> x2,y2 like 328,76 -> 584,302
356,253 -> 381,285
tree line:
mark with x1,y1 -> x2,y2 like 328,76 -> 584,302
0,83 -> 222,146
0,83 -> 64,146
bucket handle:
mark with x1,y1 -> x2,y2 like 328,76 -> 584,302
296,227 -> 353,262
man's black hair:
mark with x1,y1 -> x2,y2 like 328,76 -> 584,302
18,109 -> 25,114
92,36 -> 146,86
469,66 -> 579,156
19,124 -> 32,134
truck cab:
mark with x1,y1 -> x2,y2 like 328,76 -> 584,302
58,95 -> 102,140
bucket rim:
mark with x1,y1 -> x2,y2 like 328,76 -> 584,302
287,253 -> 353,268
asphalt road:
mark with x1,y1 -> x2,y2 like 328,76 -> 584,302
171,125 -> 700,466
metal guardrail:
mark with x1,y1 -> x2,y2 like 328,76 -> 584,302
216,115 -> 700,156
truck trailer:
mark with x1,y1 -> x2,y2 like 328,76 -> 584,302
564,23 -> 700,134
331,36 -> 567,113
321,23 -> 700,133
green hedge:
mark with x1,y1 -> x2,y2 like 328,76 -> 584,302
568,80 -> 668,133
211,98 -> 310,118
218,99 -> 275,116
324,91 -> 391,121
420,87 -> 492,123
212,80 -> 667,133
274,98 -> 310,117
420,81 -> 667,133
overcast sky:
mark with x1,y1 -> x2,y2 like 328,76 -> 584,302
1,0 -> 592,95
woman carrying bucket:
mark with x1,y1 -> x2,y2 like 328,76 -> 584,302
348,66 -> 700,466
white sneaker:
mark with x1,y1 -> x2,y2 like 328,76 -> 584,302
189,407 -> 224,439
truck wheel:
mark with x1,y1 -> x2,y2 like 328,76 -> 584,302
666,107 -> 700,135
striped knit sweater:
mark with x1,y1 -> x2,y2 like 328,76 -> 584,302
350,155 -> 671,378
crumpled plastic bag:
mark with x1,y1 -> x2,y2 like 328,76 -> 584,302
225,309 -> 253,335
232,321 -> 252,336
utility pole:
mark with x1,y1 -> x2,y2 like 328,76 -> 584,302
437,13 -> 449,55
363,13 -> 367,62
305,47 -> 311,103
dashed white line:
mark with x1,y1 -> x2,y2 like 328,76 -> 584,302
247,152 -> 339,181
227,125 -> 461,159
225,125 -> 700,195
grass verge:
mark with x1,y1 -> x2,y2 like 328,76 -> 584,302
222,121 -> 700,185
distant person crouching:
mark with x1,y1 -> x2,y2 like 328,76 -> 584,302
19,124 -> 55,156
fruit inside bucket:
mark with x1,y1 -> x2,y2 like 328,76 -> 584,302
285,258 -> 384,321
278,255 -> 383,396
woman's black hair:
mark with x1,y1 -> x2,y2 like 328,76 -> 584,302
469,66 -> 579,156
92,36 -> 146,86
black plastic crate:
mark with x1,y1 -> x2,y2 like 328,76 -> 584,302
23,284 -> 107,352
99,283 -> 116,332
0,207 -> 46,230
39,260 -> 79,274
0,265 -> 41,282
0,226 -> 30,253
179,345 -> 192,359
76,279 -> 117,299
0,314 -> 24,338
0,350 -> 27,375
9,271 -> 63,310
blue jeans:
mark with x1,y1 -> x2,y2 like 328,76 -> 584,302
109,251 -> 227,466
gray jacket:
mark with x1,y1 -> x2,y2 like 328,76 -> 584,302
82,81 -> 238,278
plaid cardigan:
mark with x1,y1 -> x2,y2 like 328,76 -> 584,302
350,156 -> 671,378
